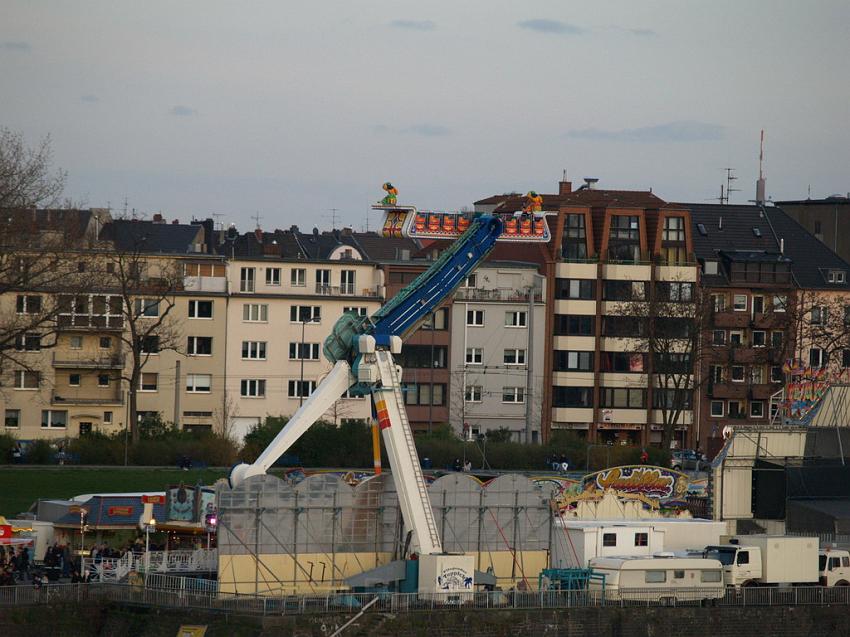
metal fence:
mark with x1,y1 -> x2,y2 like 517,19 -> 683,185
3,582 -> 850,615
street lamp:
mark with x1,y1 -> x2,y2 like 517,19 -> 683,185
299,316 -> 319,407
204,512 -> 218,551
144,517 -> 156,575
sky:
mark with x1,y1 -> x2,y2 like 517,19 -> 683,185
2,1 -> 849,232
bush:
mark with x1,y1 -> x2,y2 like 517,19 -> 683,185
26,439 -> 55,464
0,433 -> 16,463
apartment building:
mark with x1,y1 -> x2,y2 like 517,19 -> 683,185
774,195 -> 850,264
1,214 -> 228,440
687,204 -> 850,456
224,228 -> 384,440
448,262 -> 546,443
477,180 -> 697,447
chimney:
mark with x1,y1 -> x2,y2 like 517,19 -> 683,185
152,213 -> 164,223
171,219 -> 179,224
559,180 -> 572,195
254,227 -> 263,243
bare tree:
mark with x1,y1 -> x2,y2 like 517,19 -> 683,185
98,230 -> 183,443
0,128 -> 66,208
213,390 -> 240,441
613,279 -> 713,452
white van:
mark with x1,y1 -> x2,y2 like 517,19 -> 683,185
588,555 -> 725,602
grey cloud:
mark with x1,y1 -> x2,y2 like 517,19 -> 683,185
0,41 -> 31,51
566,120 -> 724,143
517,20 -> 585,35
389,20 -> 436,31
170,105 -> 197,117
401,124 -> 451,137
80,94 -> 99,103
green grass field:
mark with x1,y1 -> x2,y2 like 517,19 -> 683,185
0,467 -> 230,518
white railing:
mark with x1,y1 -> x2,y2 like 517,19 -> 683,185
92,549 -> 217,582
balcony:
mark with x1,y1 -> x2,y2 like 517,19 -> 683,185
53,353 -> 125,369
709,382 -> 748,399
183,276 -> 227,293
57,314 -> 124,331
454,288 -> 543,303
52,391 -> 124,405
712,311 -> 750,328
314,284 -> 381,298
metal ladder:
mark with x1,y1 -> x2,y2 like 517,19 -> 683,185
380,352 -> 441,551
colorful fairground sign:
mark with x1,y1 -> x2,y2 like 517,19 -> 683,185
581,465 -> 690,503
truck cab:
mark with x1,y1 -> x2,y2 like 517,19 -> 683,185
819,549 -> 850,586
704,545 -> 762,587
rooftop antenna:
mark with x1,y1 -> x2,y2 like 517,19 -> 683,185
755,130 -> 766,204
808,184 -> 812,199
251,212 -> 263,229
722,168 -> 740,204
324,208 -> 340,230
212,213 -> 225,231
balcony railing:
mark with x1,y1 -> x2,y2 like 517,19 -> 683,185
51,391 -> 124,405
183,276 -> 227,293
52,353 -> 125,369
314,284 -> 379,297
455,288 -> 543,303
57,314 -> 124,331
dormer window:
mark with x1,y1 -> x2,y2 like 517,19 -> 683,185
828,270 -> 846,284
663,217 -> 685,242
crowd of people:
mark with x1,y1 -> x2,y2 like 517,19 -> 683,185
0,545 -> 30,585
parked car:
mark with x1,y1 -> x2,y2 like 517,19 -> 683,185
671,449 -> 708,471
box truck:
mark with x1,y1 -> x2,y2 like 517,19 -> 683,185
704,535 -> 818,587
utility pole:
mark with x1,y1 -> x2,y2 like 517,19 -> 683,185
524,285 -> 535,444
173,360 -> 181,426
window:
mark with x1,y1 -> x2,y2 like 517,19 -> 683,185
14,371 -> 39,389
603,280 -> 646,301
674,570 -> 686,580
187,299 -> 213,319
504,349 -> 526,365
610,215 -> 640,240
752,331 -> 766,347
240,267 -> 255,292
553,351 -> 594,372
5,409 -> 20,428
315,269 -> 331,293
186,374 -> 212,393
712,330 -> 727,346
602,316 -> 645,337
771,331 -> 783,348
731,366 -> 745,382
843,349 -> 850,369
653,389 -> 692,410
701,570 -> 722,583
770,366 -> 783,383
291,268 -> 306,287
289,342 -> 320,360
98,374 -> 110,387
654,353 -> 692,374
465,385 -> 483,402
555,278 -> 594,300
420,308 -> 447,330
751,366 -> 764,384
134,298 -> 159,317
41,410 -> 67,429
812,306 -> 828,325
466,310 -> 484,326
810,348 -> 825,368
70,335 -> 83,349
602,533 -> 617,547
402,383 -> 446,406
290,305 -> 320,323
265,267 -> 281,285
555,315 -> 595,336
505,311 -> 527,327
710,401 -> 724,418
730,330 -> 744,346
733,294 -> 748,311
502,387 -> 525,403
663,216 -> 685,241
753,295 -> 765,314
658,281 -> 693,302
634,532 -> 648,547
709,365 -> 724,383
737,551 -> 750,565
552,386 -> 593,408
140,373 -> 158,391
242,341 -> 267,360
103,411 -> 112,423
341,388 -> 365,400
600,352 -> 645,373
600,387 -> 647,409
243,303 -> 269,322
773,295 -> 787,312
815,220 -> 823,235
288,380 -> 317,398
15,334 -> 41,351
466,348 -> 483,365
828,270 -> 846,283
463,274 -> 477,288
340,270 -> 356,295
712,294 -> 727,312
16,295 -> 42,314
184,262 -> 225,278
750,401 -> 765,418
99,337 -> 112,349
645,571 -> 666,584
138,335 -> 159,353
69,373 -> 81,387
562,214 -> 588,260
187,336 -> 213,356
343,306 -> 368,317
728,400 -> 744,418
240,379 -> 266,398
